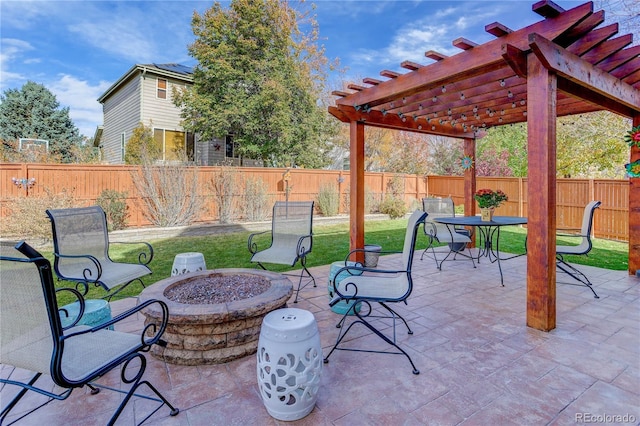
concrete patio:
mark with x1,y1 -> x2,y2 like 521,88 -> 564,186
2,250 -> 638,425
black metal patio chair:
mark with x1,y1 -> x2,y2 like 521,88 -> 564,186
248,201 -> 316,303
0,240 -> 178,425
46,206 -> 153,300
323,210 -> 427,375
420,197 -> 475,269
556,200 -> 602,298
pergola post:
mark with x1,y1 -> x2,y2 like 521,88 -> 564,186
526,53 -> 557,331
349,121 -> 365,264
630,115 -> 640,276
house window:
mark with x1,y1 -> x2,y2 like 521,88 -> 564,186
120,132 -> 125,162
157,78 -> 167,99
153,128 -> 194,161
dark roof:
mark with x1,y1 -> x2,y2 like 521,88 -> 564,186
97,63 -> 194,103
152,63 -> 193,75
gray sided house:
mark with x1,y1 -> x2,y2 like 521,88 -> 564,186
95,63 -> 254,166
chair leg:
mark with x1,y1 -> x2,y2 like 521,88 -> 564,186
255,261 -> 315,303
104,278 -> 145,302
1,373 -> 73,425
323,300 -> 420,375
292,258 -> 316,303
556,257 -> 599,299
420,240 -> 441,270
96,352 -> 179,426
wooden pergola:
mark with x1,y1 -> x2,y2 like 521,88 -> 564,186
328,0 -> 640,331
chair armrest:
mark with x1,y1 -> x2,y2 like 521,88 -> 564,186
53,253 -> 103,289
108,241 -> 154,265
248,230 -> 270,254
331,264 -> 407,299
56,287 -> 87,330
454,225 -> 474,236
296,234 -> 313,257
423,222 -> 437,237
63,299 -> 169,348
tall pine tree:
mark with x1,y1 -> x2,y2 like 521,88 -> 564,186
0,81 -> 82,162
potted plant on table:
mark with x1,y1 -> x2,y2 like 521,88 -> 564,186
474,189 -> 508,221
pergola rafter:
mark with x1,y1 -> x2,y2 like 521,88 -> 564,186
328,0 -> 640,331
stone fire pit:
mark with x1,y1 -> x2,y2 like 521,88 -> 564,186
139,268 -> 293,365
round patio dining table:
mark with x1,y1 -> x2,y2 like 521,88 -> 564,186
434,215 -> 527,286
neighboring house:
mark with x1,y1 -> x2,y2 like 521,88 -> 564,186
95,63 -> 260,166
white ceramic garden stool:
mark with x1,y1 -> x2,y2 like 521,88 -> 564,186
257,308 -> 322,421
171,252 -> 206,276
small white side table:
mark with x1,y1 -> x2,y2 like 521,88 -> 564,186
257,308 -> 321,421
171,252 -> 206,276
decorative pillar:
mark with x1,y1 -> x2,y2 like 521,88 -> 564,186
349,121 -> 365,264
526,53 -> 557,331
629,114 -> 640,276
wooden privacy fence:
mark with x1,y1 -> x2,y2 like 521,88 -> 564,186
0,163 -> 630,241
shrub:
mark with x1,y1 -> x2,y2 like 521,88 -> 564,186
0,187 -> 76,242
244,176 -> 271,221
316,183 -> 339,216
379,197 -> 407,219
131,155 -> 202,227
341,186 -> 378,214
379,175 -> 407,219
211,164 -> 240,224
96,189 -> 128,231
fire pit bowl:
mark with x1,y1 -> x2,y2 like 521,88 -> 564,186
139,268 -> 293,365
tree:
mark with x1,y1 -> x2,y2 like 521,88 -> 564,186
0,81 -> 82,162
480,124 -> 528,177
386,131 -> 431,175
124,122 -> 162,164
175,0 -> 333,168
426,136 -> 464,176
556,111 -> 629,178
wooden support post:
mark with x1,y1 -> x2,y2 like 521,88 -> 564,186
349,121 -> 365,264
526,53 -> 557,331
629,115 -> 640,276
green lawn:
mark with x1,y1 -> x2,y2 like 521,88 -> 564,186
45,217 -> 628,303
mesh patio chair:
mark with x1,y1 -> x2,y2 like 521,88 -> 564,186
323,210 -> 427,375
248,201 -> 316,303
420,197 -> 475,270
46,206 -> 153,300
556,200 -> 601,298
0,241 -> 178,425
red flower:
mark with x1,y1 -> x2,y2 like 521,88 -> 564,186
474,189 -> 508,208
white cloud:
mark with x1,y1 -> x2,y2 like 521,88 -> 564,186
49,75 -> 111,138
0,38 -> 35,88
68,19 -> 157,64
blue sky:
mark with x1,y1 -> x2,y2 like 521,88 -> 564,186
0,0 -> 591,138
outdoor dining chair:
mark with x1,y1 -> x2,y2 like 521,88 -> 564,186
556,200 -> 602,298
248,201 -> 316,303
421,197 -> 475,270
323,210 -> 427,375
46,206 -> 153,300
0,241 -> 179,425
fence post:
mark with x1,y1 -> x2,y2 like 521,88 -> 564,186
519,177 -> 524,217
